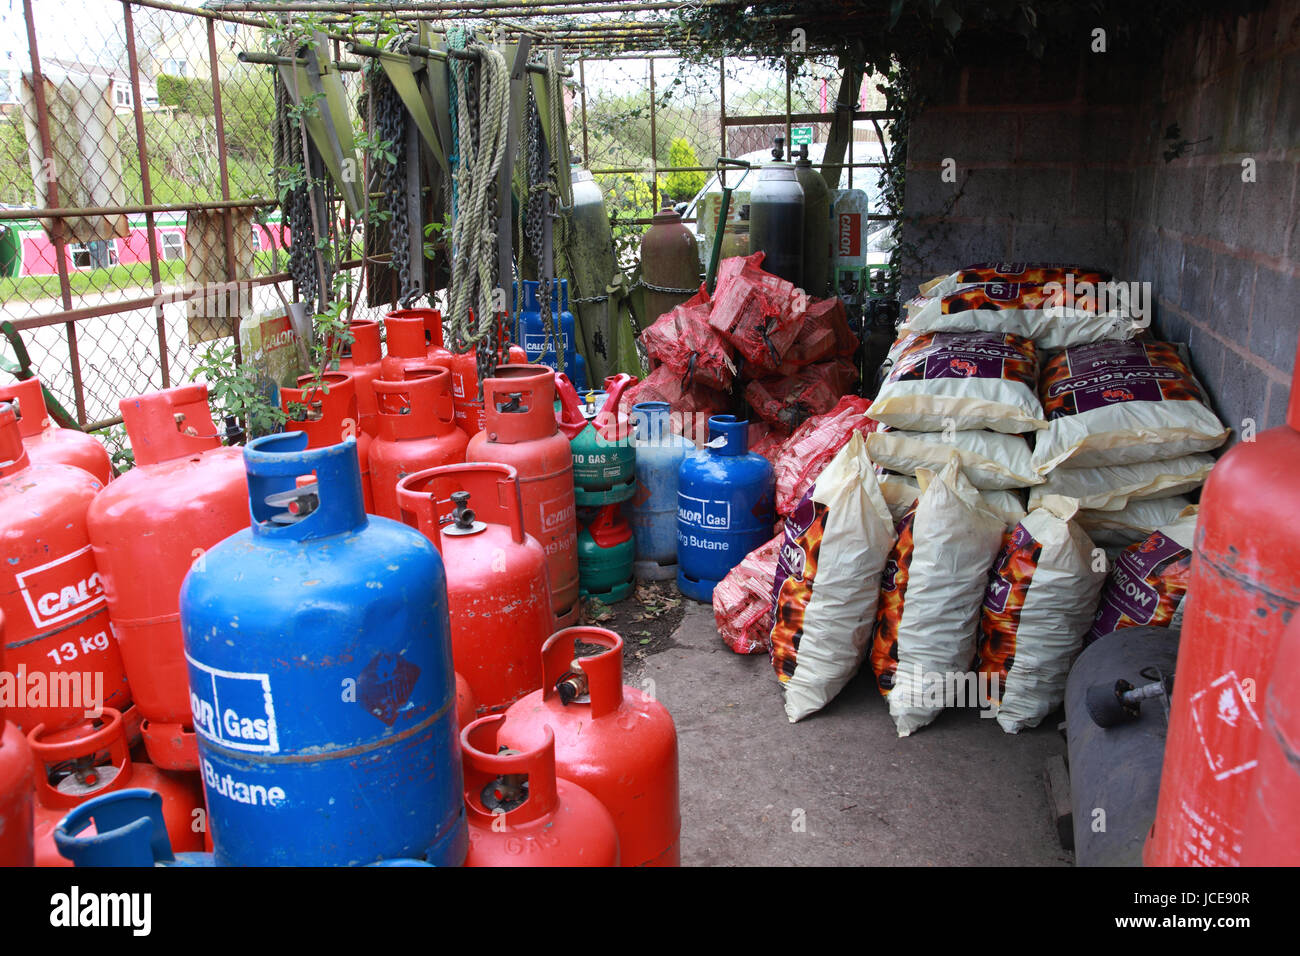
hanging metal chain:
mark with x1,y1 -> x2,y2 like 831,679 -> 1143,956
524,84 -> 561,374
277,74 -> 320,314
369,65 -> 414,306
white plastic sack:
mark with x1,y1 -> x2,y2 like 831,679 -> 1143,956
867,428 -> 1039,490
871,331 -> 1046,434
879,473 -> 1026,529
769,433 -> 896,722
976,496 -> 1107,733
901,281 -> 1137,349
1027,453 -> 1214,511
1032,339 -> 1229,472
870,457 -> 1007,736
1077,495 -> 1192,548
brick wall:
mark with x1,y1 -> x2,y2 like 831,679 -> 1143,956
1126,1 -> 1299,436
900,0 -> 1300,442
901,53 -> 1142,294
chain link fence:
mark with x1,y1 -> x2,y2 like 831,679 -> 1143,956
0,0 -> 293,452
0,2 -> 890,453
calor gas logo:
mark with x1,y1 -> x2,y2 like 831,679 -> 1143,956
678,493 -> 730,529
15,545 -> 106,629
539,496 -> 575,533
838,213 -> 860,257
186,656 -> 280,754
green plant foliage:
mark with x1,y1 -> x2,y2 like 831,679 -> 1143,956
156,74 -> 215,115
663,137 -> 706,202
0,113 -> 34,206
191,341 -> 286,439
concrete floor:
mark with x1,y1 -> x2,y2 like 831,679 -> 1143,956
639,601 -> 1073,866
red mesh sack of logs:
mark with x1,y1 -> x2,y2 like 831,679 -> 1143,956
777,297 -> 858,372
713,532 -> 784,655
621,364 -> 730,435
708,256 -> 802,375
744,357 -> 860,430
772,395 -> 877,517
640,300 -> 737,392
749,421 -> 792,463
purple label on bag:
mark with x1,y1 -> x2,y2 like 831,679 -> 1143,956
771,487 -> 816,605
1091,533 -> 1190,636
982,523 -> 1033,613
1045,340 -> 1182,413
919,335 -> 1028,380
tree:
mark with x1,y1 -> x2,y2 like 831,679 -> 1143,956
663,137 -> 706,202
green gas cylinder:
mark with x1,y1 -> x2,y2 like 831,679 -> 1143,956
555,372 -> 637,507
577,504 -> 635,604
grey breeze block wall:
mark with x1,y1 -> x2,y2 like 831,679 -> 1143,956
901,0 -> 1300,442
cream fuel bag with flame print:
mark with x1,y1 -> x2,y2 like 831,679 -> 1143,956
918,263 -> 1114,299
1027,453 -> 1214,512
870,457 -> 1007,737
975,496 -> 1107,734
866,427 -> 1039,490
768,433 -> 895,723
1031,338 -> 1229,473
870,331 -> 1046,434
907,264 -> 1142,349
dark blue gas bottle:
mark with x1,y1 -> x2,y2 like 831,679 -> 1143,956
179,432 -> 466,867
54,789 -> 214,867
514,279 -> 588,390
676,415 -> 775,602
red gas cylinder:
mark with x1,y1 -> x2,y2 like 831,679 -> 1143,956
28,707 -> 205,867
462,714 -> 620,867
499,627 -> 680,867
368,367 -> 468,520
0,612 -> 35,867
382,309 -> 451,379
1147,339 -> 1300,867
86,385 -> 249,770
0,377 -> 112,484
455,673 -> 477,731
280,371 -> 375,513
0,718 -> 34,866
397,463 -> 555,714
439,347 -> 529,440
466,365 -> 579,629
336,320 -> 383,438
0,403 -> 130,734
1241,614 -> 1300,864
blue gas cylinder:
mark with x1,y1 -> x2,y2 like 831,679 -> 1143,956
515,279 -> 588,390
676,415 -> 774,602
179,432 -> 466,867
54,789 -> 214,867
629,402 -> 692,581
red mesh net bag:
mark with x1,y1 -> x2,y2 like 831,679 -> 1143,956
778,297 -> 857,372
749,421 -> 793,463
772,396 -> 877,517
640,302 -> 737,392
709,257 -> 803,375
713,532 -> 784,655
744,357 -> 860,430
620,365 -> 730,437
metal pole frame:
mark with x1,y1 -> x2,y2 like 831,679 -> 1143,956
22,0 -> 86,423
648,57 -> 657,213
123,1 -> 171,389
